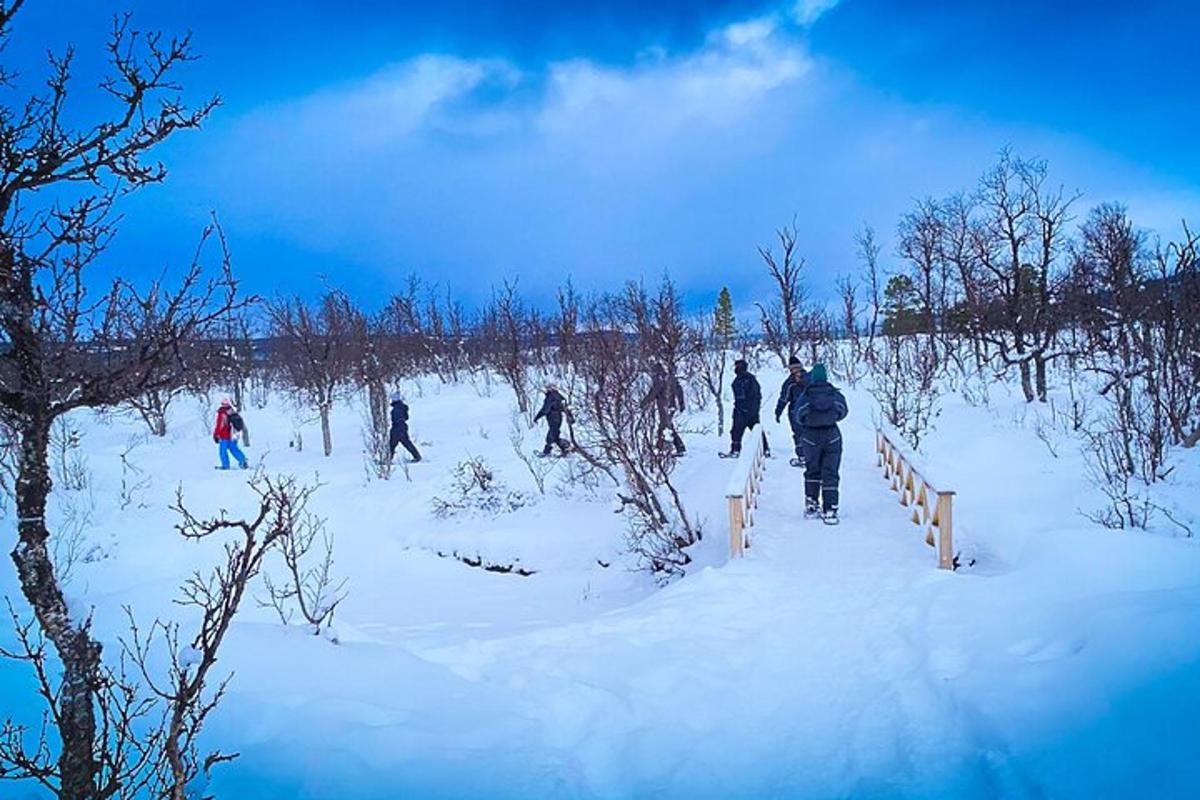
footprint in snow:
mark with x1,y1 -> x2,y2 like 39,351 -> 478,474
1008,637 -> 1086,662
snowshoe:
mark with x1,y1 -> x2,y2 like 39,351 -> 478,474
804,501 -> 821,520
822,508 -> 840,526
535,450 -> 553,459
718,450 -> 741,459
790,457 -> 805,468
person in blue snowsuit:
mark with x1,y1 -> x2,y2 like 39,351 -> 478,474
791,363 -> 848,524
774,355 -> 809,466
389,393 -> 422,463
727,359 -> 770,458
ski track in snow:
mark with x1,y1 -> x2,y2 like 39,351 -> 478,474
3,374 -> 1200,799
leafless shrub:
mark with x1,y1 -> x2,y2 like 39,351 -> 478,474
260,496 -> 347,639
509,410 -> 555,495
431,457 -> 532,518
869,334 -> 941,450
120,435 -> 153,511
50,417 -> 90,493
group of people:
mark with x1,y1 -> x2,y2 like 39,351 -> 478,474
729,357 -> 848,524
210,358 -> 847,522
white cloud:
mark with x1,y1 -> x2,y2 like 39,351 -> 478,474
196,3 -> 1200,303
791,0 -> 842,26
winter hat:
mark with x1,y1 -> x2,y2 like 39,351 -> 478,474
219,398 -> 232,408
810,363 -> 828,383
734,358 -> 748,373
546,382 -> 559,392
391,392 -> 404,403
787,355 -> 803,372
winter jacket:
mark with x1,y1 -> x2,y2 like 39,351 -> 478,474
775,371 -> 809,420
731,370 -> 762,422
792,381 -> 848,429
390,399 -> 410,430
213,408 -> 234,441
534,390 -> 570,425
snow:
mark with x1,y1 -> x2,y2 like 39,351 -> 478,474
2,371 -> 1200,798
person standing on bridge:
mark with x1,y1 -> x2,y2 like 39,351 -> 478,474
775,356 -> 809,468
791,363 -> 848,525
724,358 -> 770,459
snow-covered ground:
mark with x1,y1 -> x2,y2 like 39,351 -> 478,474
2,368 -> 1200,798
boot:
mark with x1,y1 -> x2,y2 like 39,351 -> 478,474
804,499 -> 820,519
790,457 -> 805,468
822,507 -> 839,526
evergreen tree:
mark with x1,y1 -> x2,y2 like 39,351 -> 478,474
714,286 -> 736,347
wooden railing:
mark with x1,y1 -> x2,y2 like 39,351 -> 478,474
725,431 -> 767,558
876,430 -> 956,570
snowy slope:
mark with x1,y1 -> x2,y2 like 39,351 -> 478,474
2,370 -> 1199,799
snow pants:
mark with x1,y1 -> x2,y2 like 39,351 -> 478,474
731,412 -> 769,456
800,425 -> 842,511
218,438 -> 248,470
788,419 -> 805,462
543,416 -> 569,455
389,424 -> 421,461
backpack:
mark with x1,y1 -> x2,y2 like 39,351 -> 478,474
227,411 -> 245,433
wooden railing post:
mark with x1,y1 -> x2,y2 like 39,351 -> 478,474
936,491 -> 955,570
728,496 -> 745,558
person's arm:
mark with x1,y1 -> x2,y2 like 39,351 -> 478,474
212,413 -> 221,442
533,397 -> 547,422
774,380 -> 789,419
834,390 -> 849,421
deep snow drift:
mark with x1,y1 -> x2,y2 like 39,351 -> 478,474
2,368 -> 1199,799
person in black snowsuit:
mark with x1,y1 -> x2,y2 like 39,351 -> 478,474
728,359 -> 770,457
533,383 -> 572,456
791,363 -> 848,524
774,356 -> 809,466
388,393 -> 422,463
643,367 -> 687,455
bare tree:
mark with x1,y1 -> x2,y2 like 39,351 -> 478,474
267,291 -> 358,457
756,221 -> 809,367
0,6 -> 245,795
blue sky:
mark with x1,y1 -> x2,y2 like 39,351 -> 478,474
6,0 -> 1198,309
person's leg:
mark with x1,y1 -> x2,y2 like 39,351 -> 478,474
218,439 -> 231,470
388,428 -> 401,461
543,422 -> 557,455
227,439 -> 248,468
821,430 -> 843,512
730,414 -> 747,453
668,420 -> 686,454
802,433 -> 821,509
399,427 -> 421,461
790,421 -> 805,464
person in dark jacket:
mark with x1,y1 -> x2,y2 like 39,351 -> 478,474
774,356 -> 809,467
791,363 -> 848,524
727,359 -> 770,458
533,383 -> 572,457
388,393 -> 422,463
213,398 -> 249,470
643,367 -> 686,456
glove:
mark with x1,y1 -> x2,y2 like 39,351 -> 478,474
213,435 -> 219,443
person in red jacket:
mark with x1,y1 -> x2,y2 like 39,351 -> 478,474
213,398 -> 249,470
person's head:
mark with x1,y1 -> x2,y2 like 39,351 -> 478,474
788,355 -> 803,375
734,358 -> 748,375
810,363 -> 828,383
546,382 -> 559,394
391,392 -> 404,404
219,398 -> 232,410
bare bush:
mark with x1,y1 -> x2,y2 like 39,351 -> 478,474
431,457 -> 533,518
260,492 -> 347,639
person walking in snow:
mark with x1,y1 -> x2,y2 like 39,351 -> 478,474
791,363 -> 848,525
642,365 -> 687,456
388,393 -> 422,463
775,355 -> 809,467
533,382 -> 572,457
725,358 -> 770,458
213,398 -> 249,470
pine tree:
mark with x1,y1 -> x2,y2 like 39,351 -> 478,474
714,286 -> 736,347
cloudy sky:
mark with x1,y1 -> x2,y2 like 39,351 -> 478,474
7,0 -> 1198,309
